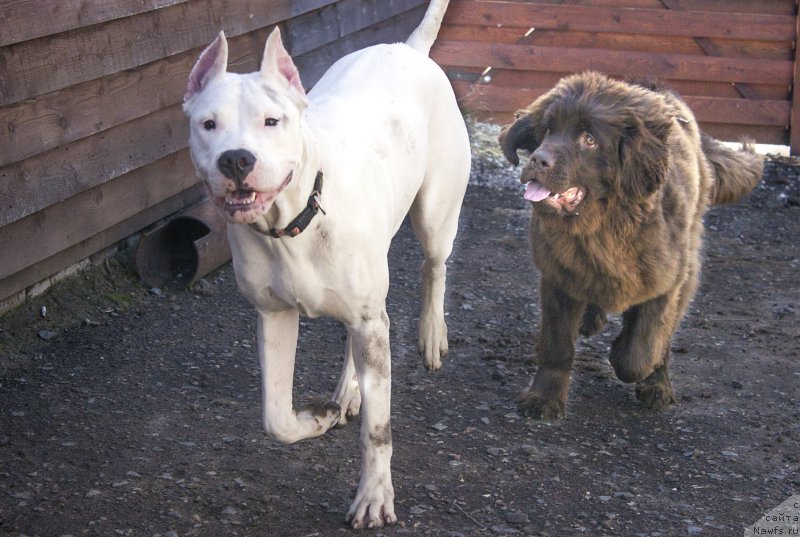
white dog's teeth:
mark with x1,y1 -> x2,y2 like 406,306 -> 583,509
248,191 -> 256,203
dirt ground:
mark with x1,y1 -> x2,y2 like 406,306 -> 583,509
1,126 -> 799,537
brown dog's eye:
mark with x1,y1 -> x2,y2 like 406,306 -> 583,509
581,133 -> 597,149
203,119 -> 216,131
264,118 -> 279,127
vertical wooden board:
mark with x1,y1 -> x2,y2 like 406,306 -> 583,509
791,8 -> 800,155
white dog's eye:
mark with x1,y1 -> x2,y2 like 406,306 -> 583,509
203,119 -> 216,131
264,118 -> 279,127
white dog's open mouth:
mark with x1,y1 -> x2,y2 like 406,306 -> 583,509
213,172 -> 293,223
523,180 -> 586,213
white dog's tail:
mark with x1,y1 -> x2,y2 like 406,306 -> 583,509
406,0 -> 451,55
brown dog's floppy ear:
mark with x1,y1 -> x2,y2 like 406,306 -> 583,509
618,116 -> 671,200
499,113 -> 538,166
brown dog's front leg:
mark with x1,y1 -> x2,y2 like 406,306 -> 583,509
610,293 -> 679,409
518,281 -> 584,419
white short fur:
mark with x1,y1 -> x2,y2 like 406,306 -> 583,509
183,0 -> 469,528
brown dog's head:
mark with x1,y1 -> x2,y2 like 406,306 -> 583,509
499,72 -> 675,217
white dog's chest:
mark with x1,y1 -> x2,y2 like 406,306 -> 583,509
229,225 -> 381,321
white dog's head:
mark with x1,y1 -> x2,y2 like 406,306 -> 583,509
183,29 -> 308,224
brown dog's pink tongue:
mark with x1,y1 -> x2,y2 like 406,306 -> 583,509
524,181 -> 551,202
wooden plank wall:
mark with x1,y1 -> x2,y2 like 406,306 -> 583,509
0,0 -> 427,308
431,0 -> 798,151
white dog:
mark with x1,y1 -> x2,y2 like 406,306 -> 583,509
183,0 -> 469,528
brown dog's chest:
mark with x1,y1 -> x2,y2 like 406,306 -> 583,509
530,218 -> 683,313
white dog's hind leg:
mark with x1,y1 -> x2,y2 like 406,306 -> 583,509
257,309 -> 341,443
346,312 -> 396,529
410,156 -> 470,370
332,333 -> 361,426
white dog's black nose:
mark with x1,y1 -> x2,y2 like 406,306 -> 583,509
218,149 -> 257,183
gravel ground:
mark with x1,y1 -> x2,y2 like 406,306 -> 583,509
1,120 -> 798,537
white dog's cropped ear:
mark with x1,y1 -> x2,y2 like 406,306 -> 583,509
261,27 -> 306,100
186,31 -> 229,100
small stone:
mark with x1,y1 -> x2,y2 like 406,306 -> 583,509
149,287 -> 163,297
504,511 -> 530,525
85,489 -> 101,497
38,330 -> 55,341
688,526 -> 703,534
486,446 -> 503,456
720,450 -> 738,458
731,381 -> 744,389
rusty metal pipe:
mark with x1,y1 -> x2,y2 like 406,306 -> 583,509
135,200 -> 230,289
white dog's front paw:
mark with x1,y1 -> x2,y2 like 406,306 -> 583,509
334,381 -> 361,427
346,478 -> 396,529
296,400 -> 341,434
418,315 -> 448,370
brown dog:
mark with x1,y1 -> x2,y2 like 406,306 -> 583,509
499,72 -> 763,419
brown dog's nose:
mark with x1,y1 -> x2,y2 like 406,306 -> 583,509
530,147 -> 555,169
218,149 -> 257,183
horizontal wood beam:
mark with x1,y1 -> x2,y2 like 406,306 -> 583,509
0,0 -> 338,106
0,184 -> 205,303
433,40 -> 794,85
0,150 -> 199,281
451,81 -> 791,127
444,1 -> 796,41
0,105 -> 189,227
0,0 -> 192,47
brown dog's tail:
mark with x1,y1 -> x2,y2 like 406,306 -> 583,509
701,132 -> 764,205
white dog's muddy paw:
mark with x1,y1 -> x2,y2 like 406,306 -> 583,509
346,488 -> 397,529
297,400 -> 341,432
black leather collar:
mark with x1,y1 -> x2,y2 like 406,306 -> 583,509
249,171 -> 325,238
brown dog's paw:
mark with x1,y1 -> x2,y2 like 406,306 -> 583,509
635,381 -> 676,411
517,391 -> 566,420
579,305 -> 607,337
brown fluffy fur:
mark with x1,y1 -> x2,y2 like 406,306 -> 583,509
499,72 -> 763,419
